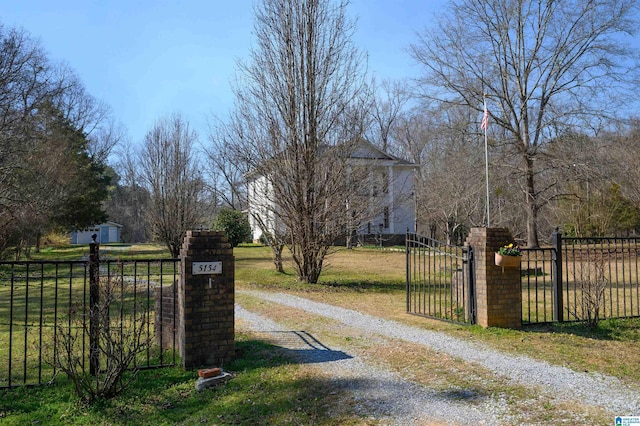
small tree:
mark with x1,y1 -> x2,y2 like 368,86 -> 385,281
47,276 -> 150,403
571,251 -> 608,328
214,208 -> 251,247
139,114 -> 205,257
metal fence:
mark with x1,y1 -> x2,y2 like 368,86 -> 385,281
520,231 -> 640,324
407,231 -> 640,326
0,256 -> 179,389
406,233 -> 475,324
520,247 -> 557,324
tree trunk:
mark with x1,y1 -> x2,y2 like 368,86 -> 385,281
272,244 -> 284,273
168,242 -> 180,259
524,156 -> 540,248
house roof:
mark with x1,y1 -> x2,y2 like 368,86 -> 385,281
347,138 -> 416,166
245,137 -> 417,181
72,222 -> 123,232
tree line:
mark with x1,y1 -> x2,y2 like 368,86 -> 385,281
204,0 -> 640,285
0,23 -> 247,260
3,0 -> 640,284
0,23 -> 120,258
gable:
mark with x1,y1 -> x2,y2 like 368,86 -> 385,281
349,139 -> 395,160
347,139 -> 416,167
350,144 -> 393,160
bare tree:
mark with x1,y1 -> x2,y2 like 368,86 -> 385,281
411,0 -> 639,247
107,142 -> 151,243
51,67 -> 125,164
205,117 -> 250,211
607,120 -> 640,216
207,116 -> 288,271
0,23 -> 121,256
367,78 -> 412,154
568,250 -> 609,328
393,103 -> 485,243
47,274 -> 151,403
139,114 -> 205,257
227,0 -> 369,283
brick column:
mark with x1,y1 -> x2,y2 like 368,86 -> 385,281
465,227 -> 521,329
178,230 -> 234,369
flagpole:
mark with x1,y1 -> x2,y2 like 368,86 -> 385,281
482,96 -> 491,227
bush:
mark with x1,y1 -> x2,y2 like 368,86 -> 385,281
41,231 -> 71,247
214,208 -> 252,247
572,252 -> 608,328
46,275 -> 151,403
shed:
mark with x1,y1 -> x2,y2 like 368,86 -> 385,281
70,222 -> 123,244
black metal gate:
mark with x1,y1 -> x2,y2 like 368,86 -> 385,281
406,233 -> 476,324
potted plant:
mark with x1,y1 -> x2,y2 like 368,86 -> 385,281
495,243 -> 522,267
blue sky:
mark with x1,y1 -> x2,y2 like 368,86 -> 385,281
2,0 -> 443,146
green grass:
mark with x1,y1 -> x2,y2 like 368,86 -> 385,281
9,244 -> 172,263
0,333 -> 356,425
526,317 -> 640,341
1,243 -> 639,424
235,244 -> 405,291
32,246 -> 90,261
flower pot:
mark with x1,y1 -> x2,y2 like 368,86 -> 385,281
495,252 -> 521,268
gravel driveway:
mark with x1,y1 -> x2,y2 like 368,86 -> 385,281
236,289 -> 640,425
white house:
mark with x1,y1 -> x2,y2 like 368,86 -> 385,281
247,139 -> 416,246
70,221 -> 123,244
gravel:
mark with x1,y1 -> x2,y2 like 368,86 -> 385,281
236,305 -> 508,425
236,289 -> 640,424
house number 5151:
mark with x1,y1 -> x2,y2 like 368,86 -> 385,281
192,261 -> 222,275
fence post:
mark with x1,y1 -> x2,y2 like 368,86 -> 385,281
466,245 -> 476,323
406,229 -> 410,313
464,228 -> 521,328
552,228 -> 564,322
89,235 -> 100,376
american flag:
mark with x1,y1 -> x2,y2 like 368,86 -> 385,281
481,101 -> 489,130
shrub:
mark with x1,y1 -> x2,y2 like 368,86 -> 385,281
214,208 -> 252,247
46,276 -> 151,403
573,252 -> 608,328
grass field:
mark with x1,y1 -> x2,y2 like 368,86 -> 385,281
0,243 -> 639,424
233,245 -> 640,380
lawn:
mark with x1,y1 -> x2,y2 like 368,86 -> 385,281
237,246 -> 640,386
0,243 -> 639,425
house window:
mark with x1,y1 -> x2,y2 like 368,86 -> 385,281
381,169 -> 389,194
372,169 -> 389,197
383,207 -> 389,229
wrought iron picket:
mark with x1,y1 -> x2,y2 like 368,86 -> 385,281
0,257 -> 179,389
406,232 -> 475,324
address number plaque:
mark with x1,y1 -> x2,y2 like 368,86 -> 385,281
192,261 -> 223,275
